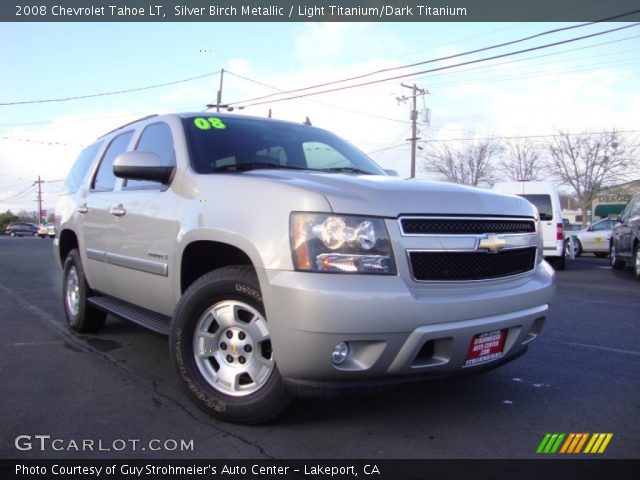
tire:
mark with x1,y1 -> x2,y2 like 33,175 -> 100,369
564,238 -> 581,257
62,249 -> 106,333
634,245 -> 640,281
574,240 -> 582,257
610,242 -> 625,270
170,265 -> 291,424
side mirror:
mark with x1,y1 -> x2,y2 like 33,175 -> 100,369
384,169 -> 399,177
113,152 -> 175,184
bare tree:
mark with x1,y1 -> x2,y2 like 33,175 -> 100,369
547,129 -> 638,226
422,139 -> 502,187
499,139 -> 546,181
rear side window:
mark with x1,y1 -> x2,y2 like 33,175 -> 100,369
62,142 -> 104,194
521,194 -> 553,221
126,122 -> 175,189
92,131 -> 134,191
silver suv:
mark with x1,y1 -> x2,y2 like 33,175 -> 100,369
55,113 -> 555,423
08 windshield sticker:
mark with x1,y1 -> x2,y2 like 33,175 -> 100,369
194,117 -> 227,130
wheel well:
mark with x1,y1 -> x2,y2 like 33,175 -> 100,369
58,229 -> 79,266
181,241 -> 254,293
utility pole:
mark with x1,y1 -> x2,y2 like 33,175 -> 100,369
216,69 -> 225,112
397,83 -> 428,178
35,175 -> 44,224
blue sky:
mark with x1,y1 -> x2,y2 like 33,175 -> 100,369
1,20 -> 639,213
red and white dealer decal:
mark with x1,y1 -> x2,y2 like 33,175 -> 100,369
465,329 -> 507,366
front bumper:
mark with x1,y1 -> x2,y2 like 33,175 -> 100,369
259,261 -> 555,383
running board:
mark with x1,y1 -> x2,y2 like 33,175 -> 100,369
88,296 -> 171,335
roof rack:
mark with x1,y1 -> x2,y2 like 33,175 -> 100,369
99,114 -> 158,138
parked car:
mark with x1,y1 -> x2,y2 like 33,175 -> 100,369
54,112 -> 555,423
565,218 -> 612,258
493,181 -> 565,270
4,222 -> 39,237
38,222 -> 55,238
610,193 -> 640,279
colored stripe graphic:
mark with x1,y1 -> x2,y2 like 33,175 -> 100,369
537,433 -> 565,454
584,433 -> 613,454
537,433 -> 613,454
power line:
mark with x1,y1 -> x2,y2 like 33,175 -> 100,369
412,33 -> 640,85
0,71 -> 220,107
232,23 -> 640,109
224,70 -> 410,125
227,11 -> 640,107
0,184 -> 35,203
418,129 -> 640,144
422,56 -> 640,91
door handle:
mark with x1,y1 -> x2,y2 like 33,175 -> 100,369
77,204 -> 88,214
110,205 -> 126,217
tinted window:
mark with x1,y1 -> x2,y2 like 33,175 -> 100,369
592,219 -> 611,231
628,196 -> 640,218
126,122 -> 176,189
303,141 -> 351,169
92,131 -> 134,191
521,194 -> 553,221
62,142 -> 104,194
182,115 -> 385,175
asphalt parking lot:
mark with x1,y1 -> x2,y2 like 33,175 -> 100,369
1,236 -> 639,459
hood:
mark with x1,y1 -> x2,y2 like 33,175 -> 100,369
244,170 -> 537,218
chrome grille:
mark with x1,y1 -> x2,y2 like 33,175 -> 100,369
400,218 -> 535,235
409,248 -> 537,281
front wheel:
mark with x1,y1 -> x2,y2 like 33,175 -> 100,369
62,249 -> 106,332
610,242 -> 625,270
170,266 -> 291,424
634,245 -> 640,281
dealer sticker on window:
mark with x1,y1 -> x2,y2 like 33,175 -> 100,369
465,329 -> 507,366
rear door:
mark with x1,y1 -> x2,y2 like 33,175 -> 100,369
521,194 -> 556,252
82,131 -> 135,296
618,197 -> 640,259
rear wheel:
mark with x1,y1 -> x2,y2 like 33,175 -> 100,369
62,249 -> 106,333
610,242 -> 625,270
564,238 -> 581,257
634,245 -> 640,281
170,266 -> 291,424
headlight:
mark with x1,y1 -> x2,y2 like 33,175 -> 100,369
290,213 -> 396,274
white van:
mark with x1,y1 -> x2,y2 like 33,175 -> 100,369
493,181 -> 565,270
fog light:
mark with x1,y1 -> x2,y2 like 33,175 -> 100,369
331,342 -> 349,365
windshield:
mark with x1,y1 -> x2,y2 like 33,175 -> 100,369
182,115 -> 386,175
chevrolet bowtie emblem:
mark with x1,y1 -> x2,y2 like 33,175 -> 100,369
479,234 -> 507,252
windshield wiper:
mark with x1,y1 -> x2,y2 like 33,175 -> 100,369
321,166 -> 373,174
213,162 -> 310,172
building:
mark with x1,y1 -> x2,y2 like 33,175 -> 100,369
590,180 -> 640,220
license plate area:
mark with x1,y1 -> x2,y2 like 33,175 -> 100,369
465,329 -> 507,366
